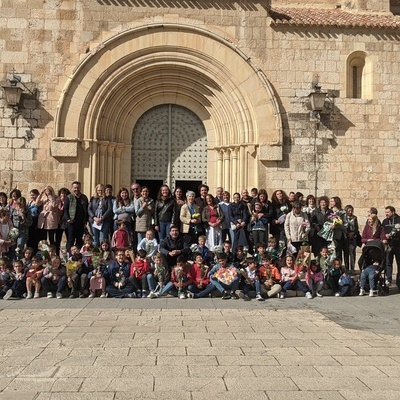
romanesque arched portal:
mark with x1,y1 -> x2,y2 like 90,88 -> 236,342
53,24 -> 283,195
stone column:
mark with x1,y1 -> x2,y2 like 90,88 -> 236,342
106,143 -> 116,185
223,148 -> 231,191
216,149 -> 223,189
98,142 -> 109,185
114,144 -> 125,190
231,147 -> 239,194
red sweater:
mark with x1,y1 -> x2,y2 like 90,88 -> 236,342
130,259 -> 150,279
171,265 -> 194,288
192,263 -> 210,286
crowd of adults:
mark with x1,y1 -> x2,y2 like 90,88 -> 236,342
1,181 -> 399,285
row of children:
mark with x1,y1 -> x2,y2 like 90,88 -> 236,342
0,229 -> 354,300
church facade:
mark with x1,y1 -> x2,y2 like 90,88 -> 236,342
1,0 -> 400,211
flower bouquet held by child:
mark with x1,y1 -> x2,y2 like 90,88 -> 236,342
317,213 -> 343,242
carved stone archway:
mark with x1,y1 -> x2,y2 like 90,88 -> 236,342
52,24 -> 283,195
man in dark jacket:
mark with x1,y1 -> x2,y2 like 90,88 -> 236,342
382,206 -> 400,285
64,181 -> 89,252
159,225 -> 190,268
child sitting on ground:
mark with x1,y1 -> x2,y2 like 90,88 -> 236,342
41,255 -> 67,299
148,252 -> 169,298
159,255 -> 193,299
26,256 -> 44,299
188,253 -> 210,294
327,258 -> 343,297
305,260 -> 324,298
239,257 -> 264,301
129,249 -> 150,298
279,254 -> 312,299
1,260 -> 26,300
258,255 -> 282,298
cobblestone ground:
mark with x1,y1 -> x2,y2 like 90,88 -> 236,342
0,296 -> 400,399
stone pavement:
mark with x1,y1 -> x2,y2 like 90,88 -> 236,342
1,294 -> 400,400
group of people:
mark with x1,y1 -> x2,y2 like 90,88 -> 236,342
0,182 -> 399,300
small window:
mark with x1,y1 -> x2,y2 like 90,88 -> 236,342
346,52 -> 372,99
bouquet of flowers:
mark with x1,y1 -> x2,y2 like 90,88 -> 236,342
7,227 -> 19,244
154,263 -> 166,291
389,223 -> 400,239
211,245 -> 222,257
295,245 -> 311,279
115,267 -> 126,289
173,265 -> 186,295
38,241 -> 51,265
317,221 -> 334,242
213,266 -> 237,285
190,243 -> 199,253
200,264 -> 209,281
145,241 -> 155,256
329,212 -> 343,226
66,261 -> 79,288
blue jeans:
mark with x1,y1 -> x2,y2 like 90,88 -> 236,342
193,283 -> 216,298
158,221 -> 171,242
209,276 -> 239,293
386,246 -> 400,283
159,281 -> 179,297
281,280 -> 309,293
242,280 -> 262,295
360,265 -> 379,290
92,222 -> 111,247
41,276 -> 67,293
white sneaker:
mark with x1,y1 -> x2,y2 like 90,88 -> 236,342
256,294 -> 264,301
316,292 -> 323,298
187,291 -> 195,299
279,292 -> 285,299
359,289 -> 365,296
385,280 -> 391,286
34,292 -> 40,299
26,292 -> 33,299
100,293 -> 107,298
369,290 -> 375,297
335,292 -> 341,297
179,293 -> 187,299
56,292 -> 63,299
47,292 -> 54,298
149,291 -> 158,299
3,289 -> 13,300
88,293 -> 95,298
305,292 -> 313,299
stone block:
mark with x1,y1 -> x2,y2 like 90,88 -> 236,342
50,139 -> 79,157
259,144 -> 283,161
14,148 -> 33,161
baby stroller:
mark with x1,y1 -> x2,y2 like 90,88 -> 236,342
357,240 -> 389,296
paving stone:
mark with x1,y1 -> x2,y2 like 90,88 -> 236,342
315,365 -> 388,378
192,390 -> 268,399
50,378 -> 84,391
217,355 -> 279,366
4,378 -> 54,392
224,377 -> 298,391
339,390 -> 400,400
189,365 -> 256,378
292,376 -> 369,390
157,355 -> 218,366
115,391 -> 191,400
154,376 -> 226,392
0,392 -> 40,400
267,391 -> 345,400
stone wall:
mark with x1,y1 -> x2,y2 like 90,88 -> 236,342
0,0 -> 399,215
